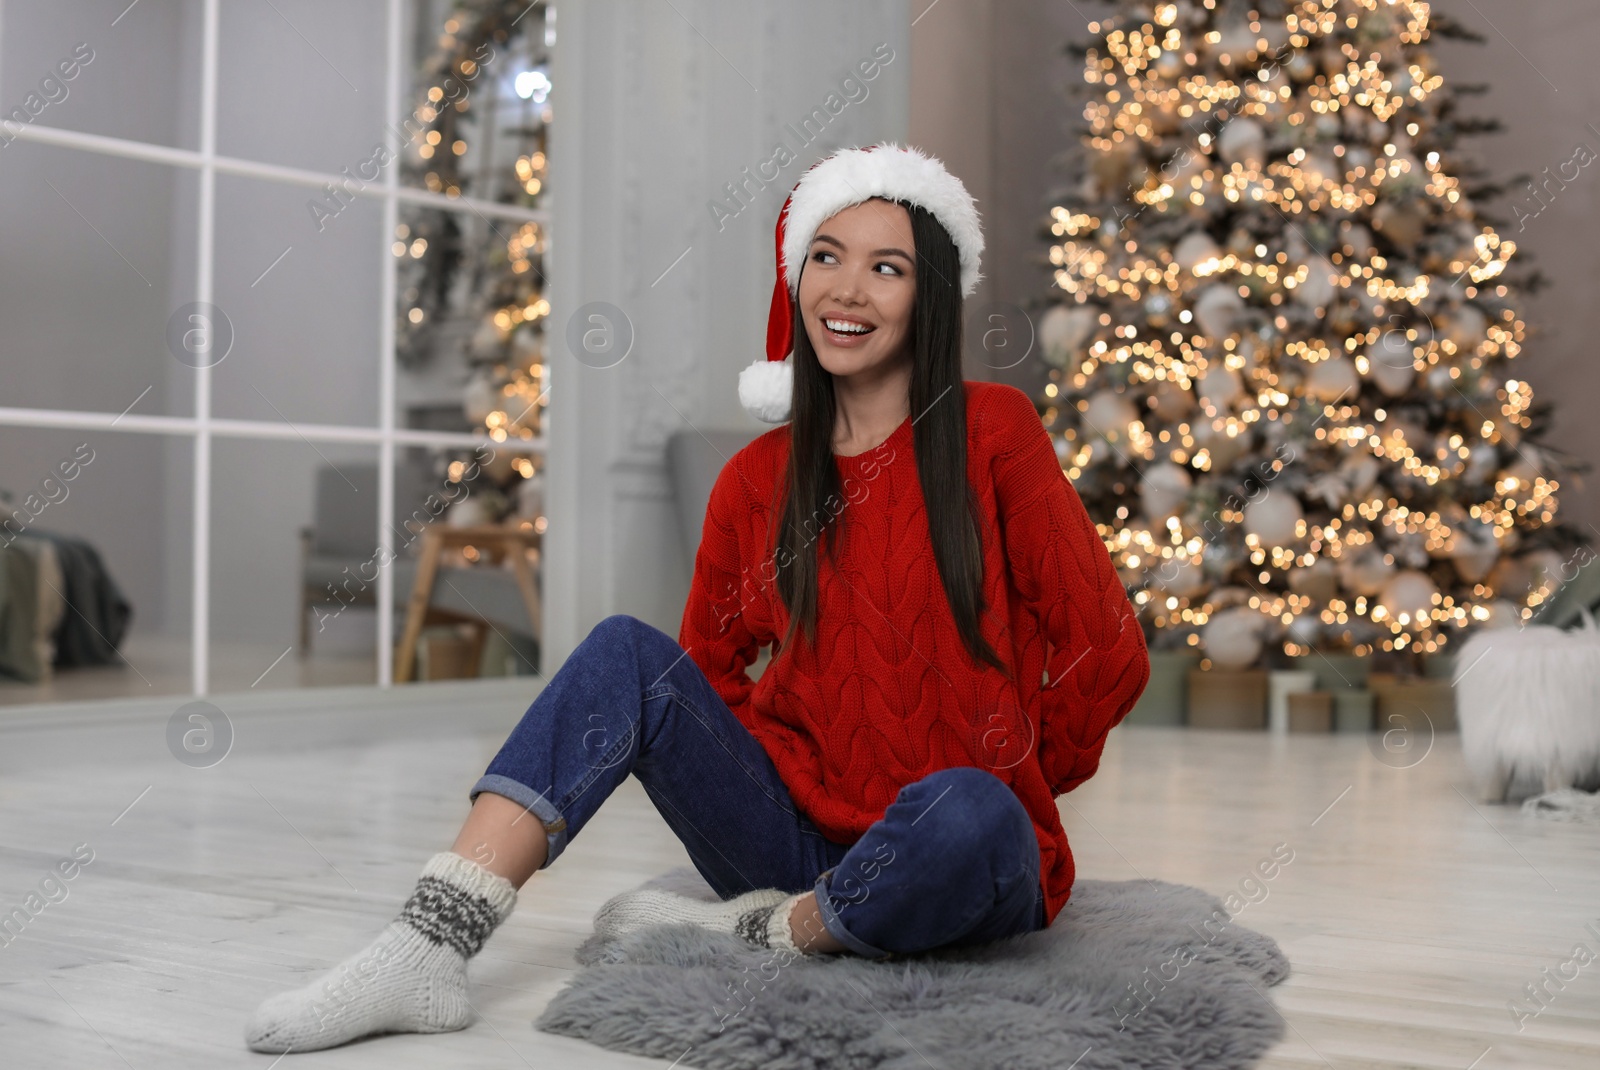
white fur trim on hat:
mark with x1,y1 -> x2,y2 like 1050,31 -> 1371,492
738,355 -> 793,424
779,142 -> 984,298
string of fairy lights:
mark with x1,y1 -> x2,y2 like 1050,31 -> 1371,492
1039,0 -> 1587,668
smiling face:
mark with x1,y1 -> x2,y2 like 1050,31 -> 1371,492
796,197 -> 917,381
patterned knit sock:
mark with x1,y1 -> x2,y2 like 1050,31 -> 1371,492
592,885 -> 819,954
737,889 -> 817,955
244,852 -> 517,1054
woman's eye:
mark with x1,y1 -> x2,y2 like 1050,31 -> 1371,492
875,262 -> 901,276
811,250 -> 836,264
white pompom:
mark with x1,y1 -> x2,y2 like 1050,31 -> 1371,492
738,357 -> 793,424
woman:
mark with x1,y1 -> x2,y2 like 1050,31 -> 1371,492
245,142 -> 1150,1054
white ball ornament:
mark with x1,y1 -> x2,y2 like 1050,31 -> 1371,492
1488,555 -> 1533,602
1194,284 -> 1245,340
1204,607 -> 1266,669
1464,443 -> 1498,483
1449,519 -> 1499,583
1151,379 -> 1196,421
1480,598 -> 1523,629
1040,304 -> 1097,368
469,319 -> 506,360
1340,453 -> 1380,496
1218,117 -> 1267,169
1524,548 -> 1569,593
1340,222 -> 1375,260
1244,493 -> 1304,547
1339,546 -> 1394,595
1369,353 -> 1416,396
1174,231 -> 1223,273
1378,569 -> 1439,625
1140,462 -> 1193,521
1296,257 -> 1338,312
1289,558 -> 1339,603
1503,447 -> 1545,491
1191,418 -> 1249,471
1447,305 -> 1488,348
1287,613 -> 1323,647
1199,363 -> 1244,408
463,373 -> 499,425
1154,556 -> 1206,598
1299,153 -> 1340,189
1213,23 -> 1258,62
1083,390 -> 1138,441
1305,354 -> 1360,402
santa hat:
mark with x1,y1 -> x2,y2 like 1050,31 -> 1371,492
737,142 -> 984,424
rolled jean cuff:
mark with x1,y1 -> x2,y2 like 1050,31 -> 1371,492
470,774 -> 568,871
812,866 -> 892,960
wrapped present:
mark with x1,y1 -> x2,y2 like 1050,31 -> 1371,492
1186,667 -> 1267,729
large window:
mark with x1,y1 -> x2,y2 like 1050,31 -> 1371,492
0,0 -> 553,702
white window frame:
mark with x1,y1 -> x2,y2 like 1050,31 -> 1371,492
0,0 -> 548,694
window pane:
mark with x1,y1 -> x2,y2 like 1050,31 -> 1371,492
211,171 -> 382,428
0,141 -> 197,418
0,428 -> 193,706
389,443 -> 544,683
209,437 -> 383,692
0,0 -> 197,151
399,0 -> 553,207
216,0 -> 389,175
391,204 -> 549,445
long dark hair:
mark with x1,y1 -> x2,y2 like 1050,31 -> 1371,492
769,197 -> 1009,678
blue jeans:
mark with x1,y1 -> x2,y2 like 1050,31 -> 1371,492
471,614 -> 1046,959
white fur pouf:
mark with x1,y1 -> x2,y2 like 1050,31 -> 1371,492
1454,610 -> 1600,803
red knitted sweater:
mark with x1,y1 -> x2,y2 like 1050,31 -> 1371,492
678,380 -> 1150,925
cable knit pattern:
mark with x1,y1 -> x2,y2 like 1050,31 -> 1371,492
678,381 -> 1150,926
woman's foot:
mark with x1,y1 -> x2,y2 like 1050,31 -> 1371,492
593,886 -> 817,954
244,852 -> 517,1053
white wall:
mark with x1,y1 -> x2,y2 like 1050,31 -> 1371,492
542,0 -> 911,666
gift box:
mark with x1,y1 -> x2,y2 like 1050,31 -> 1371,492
1333,690 -> 1375,733
1368,671 -> 1457,733
1123,650 -> 1200,726
1287,690 -> 1334,733
1186,667 -> 1267,729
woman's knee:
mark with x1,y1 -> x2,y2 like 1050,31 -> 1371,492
587,613 -> 678,664
896,766 -> 1033,858
588,613 -> 647,648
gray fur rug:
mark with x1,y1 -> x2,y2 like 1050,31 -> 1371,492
534,867 -> 1291,1070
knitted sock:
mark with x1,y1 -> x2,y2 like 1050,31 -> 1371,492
244,852 -> 517,1054
593,885 -> 819,955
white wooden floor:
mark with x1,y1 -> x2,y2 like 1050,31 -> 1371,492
0,680 -> 1596,1068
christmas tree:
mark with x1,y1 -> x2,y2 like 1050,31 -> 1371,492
1036,0 -> 1590,671
397,0 -> 553,526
